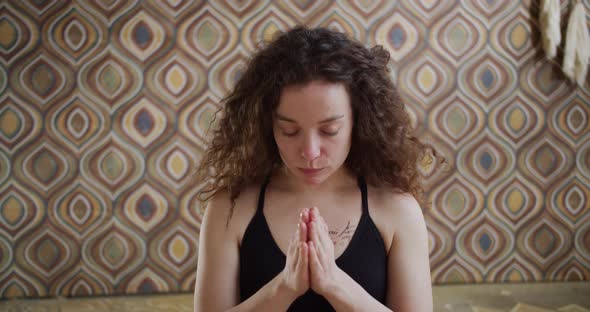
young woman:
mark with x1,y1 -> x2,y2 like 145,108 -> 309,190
193,26 -> 433,312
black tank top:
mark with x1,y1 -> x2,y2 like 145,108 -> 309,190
239,177 -> 387,311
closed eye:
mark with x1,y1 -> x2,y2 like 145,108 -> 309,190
282,130 -> 299,137
282,129 -> 339,137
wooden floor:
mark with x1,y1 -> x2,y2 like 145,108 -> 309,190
1,282 -> 589,312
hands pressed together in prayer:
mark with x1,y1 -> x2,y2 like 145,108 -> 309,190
281,207 -> 342,298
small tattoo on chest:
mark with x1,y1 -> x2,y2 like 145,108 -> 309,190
329,221 -> 356,247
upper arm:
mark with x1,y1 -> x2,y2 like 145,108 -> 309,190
385,194 -> 433,312
194,192 -> 240,312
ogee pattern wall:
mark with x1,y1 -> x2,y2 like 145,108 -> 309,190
0,0 -> 589,299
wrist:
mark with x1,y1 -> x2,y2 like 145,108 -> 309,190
324,268 -> 356,309
320,267 -> 347,298
275,272 -> 301,302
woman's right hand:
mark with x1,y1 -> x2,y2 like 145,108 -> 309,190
280,208 -> 310,298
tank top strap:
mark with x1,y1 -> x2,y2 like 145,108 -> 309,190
256,176 -> 271,214
357,176 -> 369,215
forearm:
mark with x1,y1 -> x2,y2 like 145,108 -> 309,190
226,274 -> 298,312
323,269 -> 392,312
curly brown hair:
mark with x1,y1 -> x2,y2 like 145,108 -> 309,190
195,26 -> 430,217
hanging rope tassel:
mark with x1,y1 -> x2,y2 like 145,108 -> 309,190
563,0 -> 590,86
540,0 -> 561,59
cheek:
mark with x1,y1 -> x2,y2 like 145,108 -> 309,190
327,137 -> 350,156
333,131 -> 353,157
273,133 -> 295,158
320,132 -> 350,156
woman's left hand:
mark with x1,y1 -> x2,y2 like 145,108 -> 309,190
307,206 -> 342,297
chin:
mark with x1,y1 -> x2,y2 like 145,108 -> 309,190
297,168 -> 331,185
302,175 -> 326,185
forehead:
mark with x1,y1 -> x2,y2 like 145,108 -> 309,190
276,80 -> 351,116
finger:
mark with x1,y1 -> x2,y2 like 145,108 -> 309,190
309,241 -> 323,273
296,242 -> 308,277
297,221 -> 307,242
310,221 -> 330,259
300,208 -> 309,224
302,208 -> 310,224
310,219 -> 327,246
300,221 -> 308,243
292,241 -> 300,271
311,206 -> 319,222
321,216 -> 329,232
289,230 -> 297,250
298,221 -> 304,242
314,234 -> 331,265
287,231 -> 297,268
302,242 -> 308,270
309,220 -> 320,245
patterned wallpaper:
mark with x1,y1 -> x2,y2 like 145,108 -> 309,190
0,0 -> 589,299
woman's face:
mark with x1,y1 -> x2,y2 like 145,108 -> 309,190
273,80 -> 353,185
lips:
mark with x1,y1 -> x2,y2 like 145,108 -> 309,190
299,168 -> 324,175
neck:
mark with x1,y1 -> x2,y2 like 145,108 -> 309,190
273,165 -> 357,195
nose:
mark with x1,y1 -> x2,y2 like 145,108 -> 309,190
301,133 -> 321,161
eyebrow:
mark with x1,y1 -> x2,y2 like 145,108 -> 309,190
275,113 -> 345,124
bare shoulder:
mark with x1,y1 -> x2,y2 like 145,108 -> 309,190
367,186 -> 425,254
195,186 -> 260,311
204,184 -> 261,244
